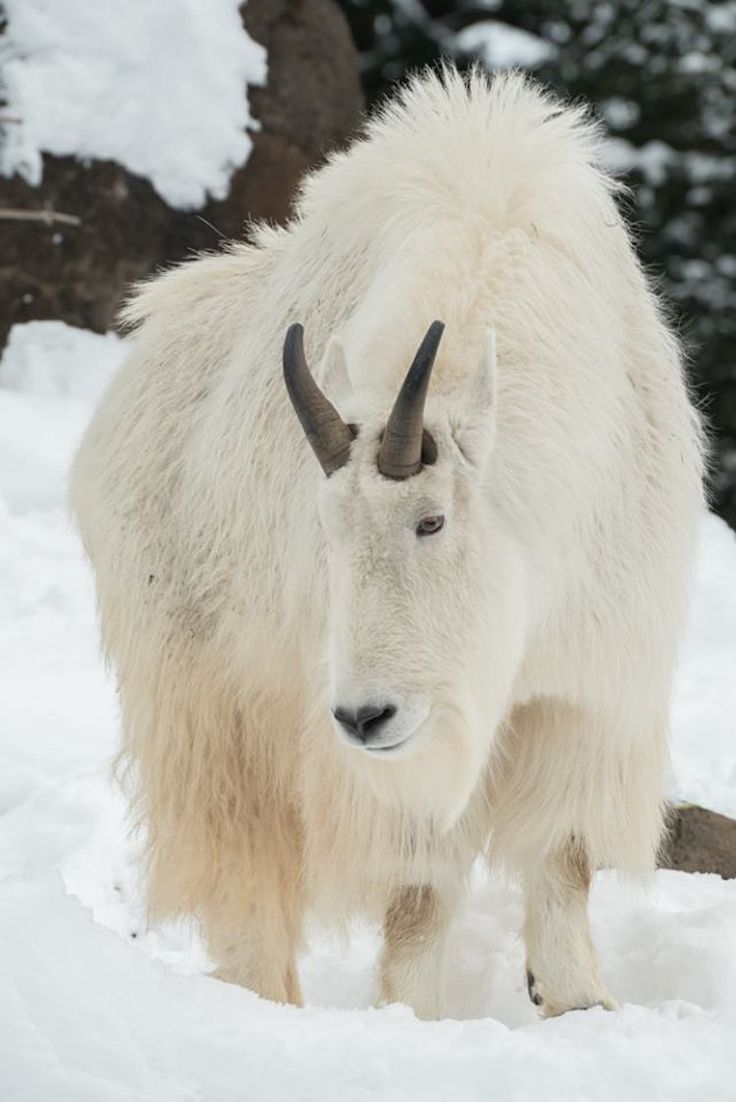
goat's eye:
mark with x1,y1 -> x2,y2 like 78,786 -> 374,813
416,514 -> 445,537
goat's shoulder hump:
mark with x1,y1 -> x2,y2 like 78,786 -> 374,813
118,241 -> 266,332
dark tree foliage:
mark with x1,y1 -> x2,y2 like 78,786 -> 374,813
338,0 -> 736,529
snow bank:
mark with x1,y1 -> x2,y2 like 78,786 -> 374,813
2,321 -> 736,1100
3,867 -> 736,1102
0,0 -> 267,209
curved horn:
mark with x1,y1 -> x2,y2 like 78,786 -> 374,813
283,323 -> 356,476
377,320 -> 444,480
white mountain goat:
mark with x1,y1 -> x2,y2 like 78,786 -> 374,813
71,68 -> 704,1019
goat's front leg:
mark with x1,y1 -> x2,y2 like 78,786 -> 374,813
378,883 -> 456,1020
202,803 -> 304,1007
523,840 -> 616,1017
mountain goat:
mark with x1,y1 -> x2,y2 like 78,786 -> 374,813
71,68 -> 704,1019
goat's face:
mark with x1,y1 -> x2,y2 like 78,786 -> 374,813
284,323 -> 524,820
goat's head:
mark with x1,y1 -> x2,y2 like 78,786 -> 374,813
284,321 -> 522,818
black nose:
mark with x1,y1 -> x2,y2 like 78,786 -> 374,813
333,703 -> 397,744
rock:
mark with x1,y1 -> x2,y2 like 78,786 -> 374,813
243,0 -> 365,163
0,0 -> 363,348
660,804 -> 736,880
204,0 -> 366,239
1,159 -> 173,340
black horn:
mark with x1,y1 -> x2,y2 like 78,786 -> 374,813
283,323 -> 356,476
377,320 -> 444,480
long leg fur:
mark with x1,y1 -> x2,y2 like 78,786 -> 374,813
378,882 -> 460,1019
489,695 -> 666,1014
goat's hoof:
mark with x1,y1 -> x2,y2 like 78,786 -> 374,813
526,969 -> 544,1007
526,968 -> 618,1017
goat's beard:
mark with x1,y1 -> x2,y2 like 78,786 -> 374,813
343,694 -> 488,832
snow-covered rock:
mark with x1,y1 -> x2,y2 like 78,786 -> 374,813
0,0 -> 267,209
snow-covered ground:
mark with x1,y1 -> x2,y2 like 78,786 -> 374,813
0,0 -> 266,208
1,321 -> 735,1100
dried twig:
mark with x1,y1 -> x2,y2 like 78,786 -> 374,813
196,214 -> 226,240
0,206 -> 81,227
0,113 -> 21,124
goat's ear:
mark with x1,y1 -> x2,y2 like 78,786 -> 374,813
450,329 -> 497,467
315,336 -> 352,406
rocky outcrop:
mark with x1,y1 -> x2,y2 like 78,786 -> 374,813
0,0 -> 363,348
661,804 -> 736,880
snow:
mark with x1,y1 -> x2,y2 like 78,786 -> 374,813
454,21 -> 557,69
604,138 -> 736,189
705,1 -> 736,34
2,320 -> 736,1099
0,0 -> 267,209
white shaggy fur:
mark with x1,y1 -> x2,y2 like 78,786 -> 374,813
70,68 -> 704,1018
